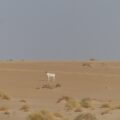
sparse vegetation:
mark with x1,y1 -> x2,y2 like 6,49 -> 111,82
100,103 -> 110,108
2,94 -> 10,100
36,87 -> 40,90
4,111 -> 10,115
42,83 -> 61,89
55,83 -> 61,88
20,104 -> 30,112
57,96 -> 72,103
0,91 -> 10,100
19,99 -> 27,103
113,105 -> 120,110
82,63 -> 91,68
101,110 -> 110,115
74,113 -> 97,120
65,98 -> 80,111
42,84 -> 54,89
80,98 -> 91,108
57,96 -> 81,111
27,110 -> 67,120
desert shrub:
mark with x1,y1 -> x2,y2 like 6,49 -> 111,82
101,110 -> 110,115
4,111 -> 10,115
19,99 -> 27,103
0,91 -> 10,100
42,83 -> 61,89
100,103 -> 110,108
57,96 -> 73,103
42,84 -> 54,89
80,98 -> 91,108
27,110 -> 67,120
57,96 -> 81,111
36,87 -> 40,90
20,104 -> 30,112
2,94 -> 10,100
113,105 -> 120,110
65,98 -> 80,110
74,113 -> 97,120
82,63 -> 91,68
55,83 -> 61,88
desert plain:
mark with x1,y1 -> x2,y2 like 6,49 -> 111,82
0,61 -> 120,120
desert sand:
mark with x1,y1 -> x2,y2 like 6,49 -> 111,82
0,61 -> 120,120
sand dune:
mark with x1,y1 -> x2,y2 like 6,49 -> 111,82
0,61 -> 120,120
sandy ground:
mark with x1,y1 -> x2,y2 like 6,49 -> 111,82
0,61 -> 120,120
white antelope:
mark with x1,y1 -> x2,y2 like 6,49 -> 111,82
46,72 -> 56,82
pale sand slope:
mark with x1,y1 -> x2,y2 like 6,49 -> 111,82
0,61 -> 120,119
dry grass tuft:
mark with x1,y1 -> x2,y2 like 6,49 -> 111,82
4,111 -> 10,115
82,63 -> 91,68
80,98 -> 91,108
57,96 -> 72,103
36,87 -> 40,90
114,105 -> 120,110
57,96 -> 81,111
110,104 -> 120,110
0,91 -> 10,100
42,83 -> 61,89
55,83 -> 61,88
20,104 -> 30,112
19,99 -> 27,103
42,84 -> 54,89
74,113 -> 97,120
65,99 -> 80,111
100,103 -> 110,108
101,110 -> 110,115
27,110 -> 67,120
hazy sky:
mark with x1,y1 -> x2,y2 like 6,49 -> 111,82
0,0 -> 120,60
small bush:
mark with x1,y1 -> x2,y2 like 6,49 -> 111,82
101,110 -> 110,115
36,87 -> 40,90
42,84 -> 54,89
0,91 -> 10,100
42,83 -> 61,89
114,105 -> 120,110
65,99 -> 80,111
80,98 -> 91,108
20,105 -> 30,112
55,83 -> 61,88
74,113 -> 97,120
57,96 -> 81,111
4,111 -> 10,115
57,96 -> 73,103
100,103 -> 110,108
82,63 -> 91,68
19,99 -> 27,103
27,110 -> 67,120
